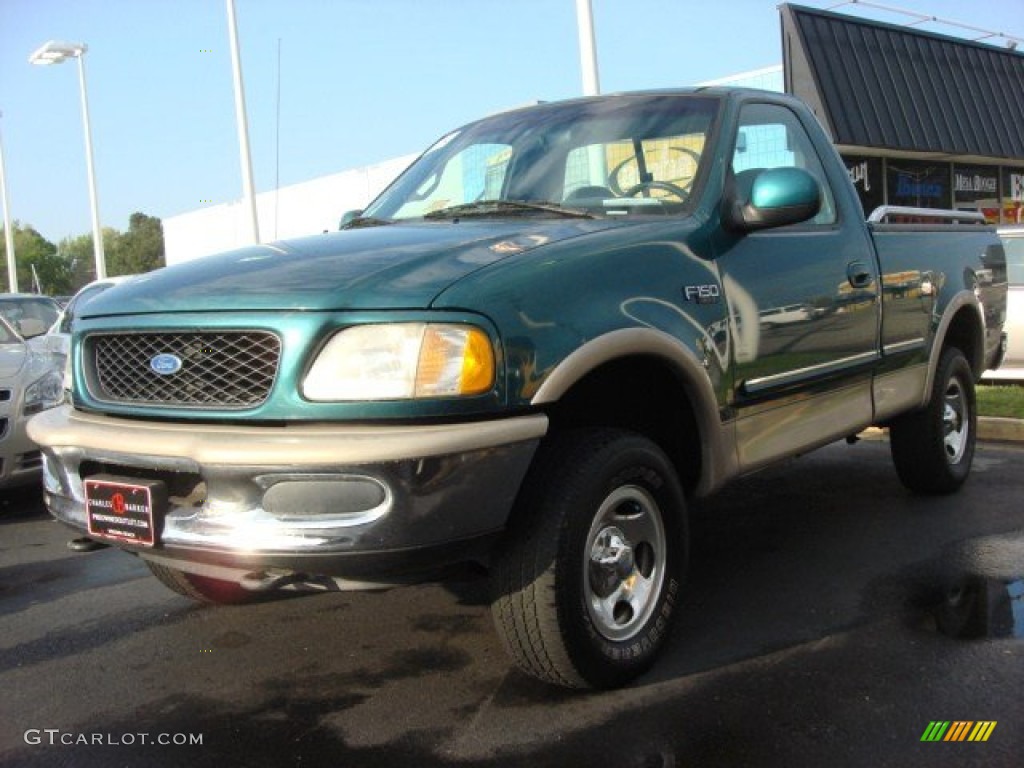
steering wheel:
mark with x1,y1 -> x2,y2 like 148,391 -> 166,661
622,180 -> 691,200
607,146 -> 701,199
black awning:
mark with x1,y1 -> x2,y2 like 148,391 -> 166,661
781,4 -> 1024,160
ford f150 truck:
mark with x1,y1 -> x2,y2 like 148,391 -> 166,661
29,88 -> 1006,689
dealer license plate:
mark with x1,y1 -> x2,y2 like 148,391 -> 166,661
85,474 -> 167,548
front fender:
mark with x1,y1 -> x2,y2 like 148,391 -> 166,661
531,327 -> 737,496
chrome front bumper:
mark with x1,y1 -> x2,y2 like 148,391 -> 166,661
29,406 -> 546,578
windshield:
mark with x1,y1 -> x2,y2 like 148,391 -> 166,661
363,93 -> 720,222
0,297 -> 60,339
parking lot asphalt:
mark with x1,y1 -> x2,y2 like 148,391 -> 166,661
1,438 -> 1021,768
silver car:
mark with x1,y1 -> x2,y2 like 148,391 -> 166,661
44,276 -> 138,372
983,226 -> 1024,381
0,294 -> 60,348
0,313 -> 64,488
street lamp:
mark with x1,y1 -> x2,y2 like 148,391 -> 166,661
29,40 -> 106,280
226,0 -> 260,244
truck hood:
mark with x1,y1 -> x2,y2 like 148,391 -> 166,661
82,220 -> 623,317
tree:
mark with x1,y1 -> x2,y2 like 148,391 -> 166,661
109,212 -> 165,276
0,222 -> 72,295
57,228 -> 124,290
57,233 -> 97,289
3,212 -> 165,295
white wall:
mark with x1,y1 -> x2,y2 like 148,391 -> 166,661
697,65 -> 783,90
163,153 -> 416,265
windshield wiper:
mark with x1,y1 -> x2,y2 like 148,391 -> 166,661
340,215 -> 394,230
423,200 -> 594,220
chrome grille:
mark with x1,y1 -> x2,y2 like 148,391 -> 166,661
88,331 -> 281,408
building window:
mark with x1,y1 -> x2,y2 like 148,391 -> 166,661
953,164 -> 1000,223
886,159 -> 951,210
841,155 -> 884,217
1002,167 -> 1024,225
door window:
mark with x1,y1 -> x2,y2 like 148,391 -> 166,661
733,103 -> 837,225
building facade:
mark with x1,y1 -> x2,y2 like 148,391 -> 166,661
163,154 -> 414,266
782,3 -> 1024,224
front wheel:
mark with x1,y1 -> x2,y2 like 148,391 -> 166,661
890,347 -> 977,494
491,428 -> 687,689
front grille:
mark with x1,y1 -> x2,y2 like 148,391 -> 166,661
87,331 -> 281,408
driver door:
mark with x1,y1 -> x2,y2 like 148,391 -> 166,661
715,101 -> 880,469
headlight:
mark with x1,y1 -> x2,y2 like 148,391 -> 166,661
302,323 -> 495,401
24,369 -> 65,415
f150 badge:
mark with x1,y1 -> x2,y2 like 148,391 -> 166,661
683,284 -> 721,304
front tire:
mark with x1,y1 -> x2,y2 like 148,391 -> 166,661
491,428 -> 687,689
890,347 -> 977,494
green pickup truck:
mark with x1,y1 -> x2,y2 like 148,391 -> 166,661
30,88 -> 1007,689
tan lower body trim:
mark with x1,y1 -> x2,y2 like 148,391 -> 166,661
28,405 -> 549,467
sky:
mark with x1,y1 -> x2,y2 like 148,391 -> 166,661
1,0 -> 1021,245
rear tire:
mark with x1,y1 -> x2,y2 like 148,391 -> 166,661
491,428 -> 687,689
146,561 -> 261,605
890,347 -> 976,494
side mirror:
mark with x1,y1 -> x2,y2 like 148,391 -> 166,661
725,167 -> 822,233
339,209 -> 364,229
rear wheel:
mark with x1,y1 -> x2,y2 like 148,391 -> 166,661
145,561 -> 261,605
890,347 -> 977,494
491,428 -> 687,689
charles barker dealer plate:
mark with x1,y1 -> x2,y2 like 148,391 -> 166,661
85,474 -> 167,547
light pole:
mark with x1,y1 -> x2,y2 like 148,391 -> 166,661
575,0 -> 601,96
574,1 -> 604,190
226,0 -> 260,244
29,40 -> 106,280
0,111 -> 17,293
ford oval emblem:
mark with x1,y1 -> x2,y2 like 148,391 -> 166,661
150,353 -> 182,376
